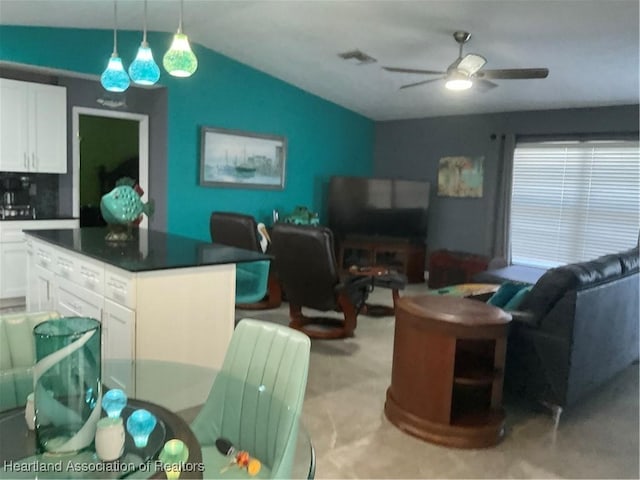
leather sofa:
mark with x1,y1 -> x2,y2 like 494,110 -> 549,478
0,311 -> 60,410
503,247 -> 639,409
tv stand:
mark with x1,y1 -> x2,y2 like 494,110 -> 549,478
337,235 -> 426,284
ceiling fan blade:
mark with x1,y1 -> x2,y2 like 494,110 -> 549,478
474,79 -> 499,92
458,53 -> 486,75
399,78 -> 443,90
383,66 -> 446,75
477,68 -> 549,79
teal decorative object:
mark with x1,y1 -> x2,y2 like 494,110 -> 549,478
282,206 -> 319,226
102,389 -> 127,418
159,439 -> 189,480
126,409 -> 157,448
100,177 -> 154,241
33,317 -> 102,454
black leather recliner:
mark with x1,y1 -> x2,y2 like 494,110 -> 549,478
270,223 -> 405,339
505,247 -> 639,410
209,212 -> 282,309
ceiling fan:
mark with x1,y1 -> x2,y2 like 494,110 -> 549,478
383,31 -> 549,91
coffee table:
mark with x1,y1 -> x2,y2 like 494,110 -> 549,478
0,360 -> 315,479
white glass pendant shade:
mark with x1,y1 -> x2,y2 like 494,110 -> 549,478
101,54 -> 130,92
163,33 -> 198,77
129,42 -> 161,85
445,78 -> 473,90
445,70 -> 472,91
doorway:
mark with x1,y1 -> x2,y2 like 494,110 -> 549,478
72,108 -> 149,228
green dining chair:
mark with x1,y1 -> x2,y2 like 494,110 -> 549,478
191,319 -> 311,479
236,260 -> 271,305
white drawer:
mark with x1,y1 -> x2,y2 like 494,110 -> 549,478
34,242 -> 54,269
55,277 -> 103,322
76,256 -> 105,294
104,267 -> 136,309
54,248 -> 77,282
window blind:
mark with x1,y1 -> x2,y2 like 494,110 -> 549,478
511,140 -> 640,268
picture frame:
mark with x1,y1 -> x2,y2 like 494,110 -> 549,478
200,126 -> 286,190
437,156 -> 484,198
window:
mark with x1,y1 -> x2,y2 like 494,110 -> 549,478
510,140 -> 639,268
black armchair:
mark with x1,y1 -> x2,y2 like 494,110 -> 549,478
270,223 -> 404,339
209,212 -> 282,309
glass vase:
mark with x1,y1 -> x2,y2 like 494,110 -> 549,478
33,317 -> 102,454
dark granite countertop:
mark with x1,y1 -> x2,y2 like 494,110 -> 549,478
24,227 -> 271,272
0,217 -> 78,222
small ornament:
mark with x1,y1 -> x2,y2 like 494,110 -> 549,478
219,450 -> 262,476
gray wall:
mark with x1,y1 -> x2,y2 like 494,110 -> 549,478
0,65 -> 168,231
59,77 -> 168,232
374,105 -> 640,258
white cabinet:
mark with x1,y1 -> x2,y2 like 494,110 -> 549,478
0,240 -> 27,298
54,276 -> 103,320
0,220 -> 78,306
0,78 -> 67,173
25,234 -> 236,409
30,264 -> 55,312
103,299 -> 135,391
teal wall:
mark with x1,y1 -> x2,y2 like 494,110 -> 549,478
0,26 -> 373,240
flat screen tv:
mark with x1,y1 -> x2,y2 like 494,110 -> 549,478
328,176 -> 430,242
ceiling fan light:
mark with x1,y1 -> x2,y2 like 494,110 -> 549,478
445,78 -> 472,90
163,33 -> 198,77
101,54 -> 130,92
129,43 -> 161,85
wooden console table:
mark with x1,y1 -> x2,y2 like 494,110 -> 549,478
385,295 -> 511,448
428,250 -> 489,288
337,235 -> 426,283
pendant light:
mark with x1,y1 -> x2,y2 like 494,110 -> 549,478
129,0 -> 160,85
101,0 -> 130,92
163,0 -> 198,78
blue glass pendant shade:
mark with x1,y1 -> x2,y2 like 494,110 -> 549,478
126,409 -> 157,448
129,42 -> 160,85
101,54 -> 130,92
102,389 -> 127,418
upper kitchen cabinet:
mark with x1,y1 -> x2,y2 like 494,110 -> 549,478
0,79 -> 67,173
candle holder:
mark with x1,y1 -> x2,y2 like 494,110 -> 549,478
126,409 -> 157,448
102,389 -> 127,418
159,439 -> 189,480
95,417 -> 125,461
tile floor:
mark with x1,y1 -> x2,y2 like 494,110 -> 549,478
237,283 -> 640,479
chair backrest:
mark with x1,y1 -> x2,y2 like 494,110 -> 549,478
210,212 -> 261,252
271,223 -> 341,311
0,311 -> 61,371
191,319 -> 310,478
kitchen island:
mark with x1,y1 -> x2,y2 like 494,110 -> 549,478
24,227 -> 270,405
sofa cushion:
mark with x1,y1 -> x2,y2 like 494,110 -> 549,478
487,282 -> 528,308
619,247 -> 639,274
503,285 -> 533,310
571,254 -> 622,285
519,253 -> 624,320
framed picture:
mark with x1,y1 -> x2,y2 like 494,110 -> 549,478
200,126 -> 286,189
437,156 -> 484,198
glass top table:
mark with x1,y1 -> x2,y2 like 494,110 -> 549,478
0,360 -> 315,479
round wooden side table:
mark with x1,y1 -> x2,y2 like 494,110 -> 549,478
384,295 -> 512,448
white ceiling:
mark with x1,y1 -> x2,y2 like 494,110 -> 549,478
1,0 -> 639,121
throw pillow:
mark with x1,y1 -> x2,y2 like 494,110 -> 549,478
503,285 -> 533,310
487,281 -> 528,308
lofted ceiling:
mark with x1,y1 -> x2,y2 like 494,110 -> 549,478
1,0 -> 638,121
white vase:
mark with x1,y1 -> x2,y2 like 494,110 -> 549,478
95,417 -> 125,461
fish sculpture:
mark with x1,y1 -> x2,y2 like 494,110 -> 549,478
100,177 -> 154,225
